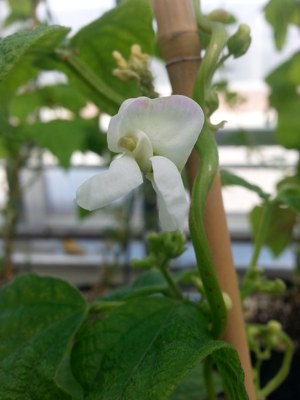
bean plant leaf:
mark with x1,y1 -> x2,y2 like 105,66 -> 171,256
55,351 -> 85,400
0,24 -> 70,102
266,51 -> 300,149
48,0 -> 155,115
101,269 -> 169,301
276,183 -> 300,213
264,0 -> 300,50
4,0 -> 37,27
7,0 -> 32,17
169,362 -> 222,400
10,84 -> 88,121
71,297 -> 247,400
249,204 -> 296,257
221,169 -> 269,200
0,274 -> 88,400
101,269 -> 198,302
23,117 -> 105,168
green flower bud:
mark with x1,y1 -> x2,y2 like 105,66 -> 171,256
148,231 -> 186,260
206,8 -> 236,24
227,24 -> 251,58
222,292 -> 232,311
206,88 -> 219,115
268,320 -> 282,334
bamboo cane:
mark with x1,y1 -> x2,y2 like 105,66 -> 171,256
152,1 -> 256,398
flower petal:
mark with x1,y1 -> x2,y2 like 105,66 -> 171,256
108,95 -> 204,171
76,155 -> 143,210
149,156 -> 189,231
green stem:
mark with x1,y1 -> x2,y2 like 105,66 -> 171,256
258,332 -> 293,399
189,121 -> 227,338
189,2 -> 229,338
159,259 -> 183,300
253,358 -> 262,395
248,200 -> 274,271
1,154 -> 23,279
203,357 -> 217,400
192,7 -> 227,112
57,49 -> 124,107
90,300 -> 125,313
126,286 -> 168,299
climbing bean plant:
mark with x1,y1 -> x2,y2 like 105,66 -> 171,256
0,0 -> 298,399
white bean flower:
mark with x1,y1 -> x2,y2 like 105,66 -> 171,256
76,95 -> 204,231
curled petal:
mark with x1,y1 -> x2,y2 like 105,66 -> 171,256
76,155 -> 143,210
108,95 -> 204,171
149,156 -> 189,231
118,128 -> 153,172
107,98 -> 137,152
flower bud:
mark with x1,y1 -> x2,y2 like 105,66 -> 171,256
268,320 -> 282,334
148,231 -> 186,259
227,24 -> 251,58
222,292 -> 232,311
207,8 -> 236,24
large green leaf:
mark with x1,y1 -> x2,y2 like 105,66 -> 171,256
71,297 -> 247,400
266,52 -> 300,149
264,0 -> 300,50
0,24 -> 70,102
50,0 -> 155,115
23,117 -> 105,168
266,51 -> 300,90
10,84 -> 88,121
0,274 -> 88,399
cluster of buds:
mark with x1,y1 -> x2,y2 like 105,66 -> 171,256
112,44 -> 157,97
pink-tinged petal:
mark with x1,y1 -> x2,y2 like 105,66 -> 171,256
149,156 -> 189,231
76,155 -> 143,210
107,95 -> 204,171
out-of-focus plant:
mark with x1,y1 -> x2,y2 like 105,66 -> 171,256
245,0 -> 300,260
0,0 -> 155,279
0,0 -> 297,399
219,1 -> 300,396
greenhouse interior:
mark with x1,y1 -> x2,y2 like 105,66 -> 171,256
0,0 -> 299,399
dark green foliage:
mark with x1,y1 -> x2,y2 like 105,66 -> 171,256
0,274 -> 247,399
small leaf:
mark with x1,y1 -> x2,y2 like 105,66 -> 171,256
276,183 -> 300,213
0,273 -> 88,399
71,297 -> 247,399
249,204 -> 296,256
221,169 -> 269,200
